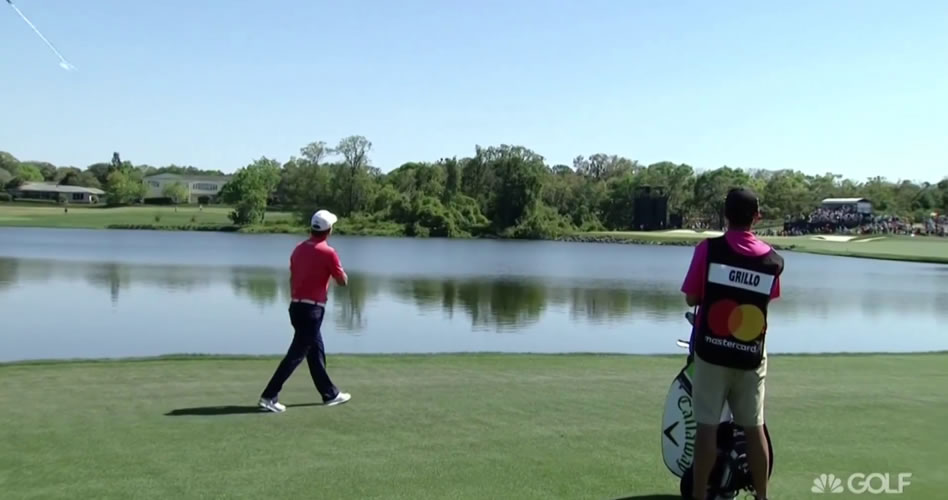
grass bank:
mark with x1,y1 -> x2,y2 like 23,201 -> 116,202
3,204 -> 947,264
570,230 -> 948,265
0,204 -> 410,237
0,204 -> 292,230
0,353 -> 944,499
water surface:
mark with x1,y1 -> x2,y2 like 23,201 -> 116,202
1,227 -> 945,362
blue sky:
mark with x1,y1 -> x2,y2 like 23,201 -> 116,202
2,0 -> 946,182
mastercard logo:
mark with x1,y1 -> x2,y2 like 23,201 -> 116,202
707,299 -> 765,341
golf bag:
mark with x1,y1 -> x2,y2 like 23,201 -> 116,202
677,419 -> 774,499
662,312 -> 773,499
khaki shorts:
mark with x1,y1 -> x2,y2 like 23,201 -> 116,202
692,354 -> 767,427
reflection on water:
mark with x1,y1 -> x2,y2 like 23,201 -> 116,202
1,227 -> 946,361
0,258 -> 16,292
3,257 -> 689,331
4,257 -> 947,330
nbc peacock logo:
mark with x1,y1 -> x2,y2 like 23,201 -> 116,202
812,473 -> 845,493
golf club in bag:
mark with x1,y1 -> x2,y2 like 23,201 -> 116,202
661,311 -> 774,499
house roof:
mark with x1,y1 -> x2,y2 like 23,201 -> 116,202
144,173 -> 232,182
821,197 -> 870,204
16,182 -> 105,195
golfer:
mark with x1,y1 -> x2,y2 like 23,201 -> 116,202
680,188 -> 783,500
258,209 -> 352,412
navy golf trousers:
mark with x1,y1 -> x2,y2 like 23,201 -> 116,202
261,302 -> 339,402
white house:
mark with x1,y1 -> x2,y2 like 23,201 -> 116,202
142,173 -> 232,204
11,182 -> 105,204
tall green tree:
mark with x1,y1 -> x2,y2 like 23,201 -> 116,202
154,165 -> 225,177
460,151 -> 494,209
762,170 -> 812,219
638,162 -> 695,215
442,157 -> 461,202
573,154 -> 638,180
104,168 -> 146,206
219,157 -> 281,225
937,179 -> 948,212
601,173 -> 640,229
300,141 -> 330,165
9,163 -> 44,183
0,152 -> 18,174
85,163 -> 113,186
162,182 -> 190,204
692,167 -> 752,228
286,160 -> 334,223
332,135 -> 375,216
476,145 -> 546,230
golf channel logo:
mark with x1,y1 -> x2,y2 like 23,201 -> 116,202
811,473 -> 912,494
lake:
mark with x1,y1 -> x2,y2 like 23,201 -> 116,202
1,227 -> 946,362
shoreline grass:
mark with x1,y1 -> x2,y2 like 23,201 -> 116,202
3,350 -> 948,368
3,203 -> 948,264
0,204 -> 408,237
569,230 -> 948,265
0,203 -> 293,229
0,353 -> 944,499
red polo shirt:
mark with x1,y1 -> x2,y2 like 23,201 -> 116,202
289,236 -> 346,303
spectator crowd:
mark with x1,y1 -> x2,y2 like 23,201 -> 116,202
780,205 -> 947,237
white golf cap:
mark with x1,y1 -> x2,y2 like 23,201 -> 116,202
310,209 -> 338,231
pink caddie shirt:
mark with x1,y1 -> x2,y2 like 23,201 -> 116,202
681,230 -> 781,304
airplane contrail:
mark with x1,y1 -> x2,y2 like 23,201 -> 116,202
6,0 -> 76,71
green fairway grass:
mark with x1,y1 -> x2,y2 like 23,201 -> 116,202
1,354 -> 944,499
578,230 -> 948,264
0,204 -> 292,230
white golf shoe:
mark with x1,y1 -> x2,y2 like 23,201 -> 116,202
258,397 -> 286,413
324,392 -> 351,407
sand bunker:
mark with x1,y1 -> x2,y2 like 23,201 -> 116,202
853,237 -> 886,243
809,235 -> 858,242
664,229 -> 724,237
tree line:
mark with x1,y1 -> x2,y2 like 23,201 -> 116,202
3,139 -> 947,238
